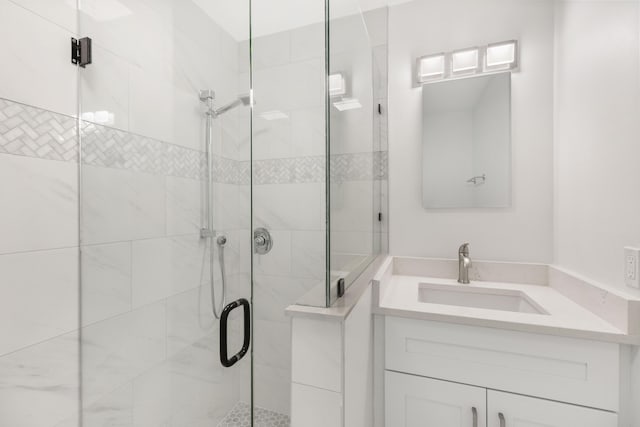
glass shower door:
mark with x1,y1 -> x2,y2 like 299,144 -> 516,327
77,1 -> 253,425
249,0 -> 327,420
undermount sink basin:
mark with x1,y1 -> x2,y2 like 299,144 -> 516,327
418,283 -> 548,315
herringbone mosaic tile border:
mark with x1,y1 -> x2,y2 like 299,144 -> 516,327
0,98 -> 77,162
250,151 -> 388,185
81,122 -> 207,181
0,98 -> 388,184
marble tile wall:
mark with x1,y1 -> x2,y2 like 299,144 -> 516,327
0,2 -> 80,426
0,1 -> 252,426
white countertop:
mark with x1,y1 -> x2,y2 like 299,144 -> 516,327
376,273 -> 640,344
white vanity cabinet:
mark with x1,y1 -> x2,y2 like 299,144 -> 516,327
383,316 -> 622,427
487,391 -> 617,427
386,371 -> 617,427
386,372 -> 487,427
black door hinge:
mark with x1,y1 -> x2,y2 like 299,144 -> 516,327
378,212 -> 383,222
337,278 -> 345,298
71,37 -> 92,68
378,103 -> 382,115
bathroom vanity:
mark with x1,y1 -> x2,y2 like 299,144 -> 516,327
373,257 -> 640,427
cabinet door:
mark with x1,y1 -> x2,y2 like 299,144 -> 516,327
487,390 -> 618,427
386,371 -> 486,427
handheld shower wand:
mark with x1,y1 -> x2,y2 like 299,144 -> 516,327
199,90 -> 250,319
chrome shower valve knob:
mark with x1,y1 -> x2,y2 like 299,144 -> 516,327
254,228 -> 273,254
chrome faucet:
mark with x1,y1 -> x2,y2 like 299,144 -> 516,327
458,243 -> 472,284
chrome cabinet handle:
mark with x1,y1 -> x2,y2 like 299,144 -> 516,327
499,412 -> 506,427
472,407 -> 478,427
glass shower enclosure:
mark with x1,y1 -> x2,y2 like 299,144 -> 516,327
77,0 -> 382,424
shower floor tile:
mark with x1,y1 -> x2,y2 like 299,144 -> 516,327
218,401 -> 290,427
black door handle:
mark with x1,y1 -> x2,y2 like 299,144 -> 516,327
220,298 -> 250,368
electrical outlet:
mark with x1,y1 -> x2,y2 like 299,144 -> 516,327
624,246 -> 640,289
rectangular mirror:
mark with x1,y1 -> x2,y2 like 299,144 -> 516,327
422,73 -> 511,208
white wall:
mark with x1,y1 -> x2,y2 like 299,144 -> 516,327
553,0 -> 640,293
388,0 -> 639,285
552,4 -> 640,423
388,0 -> 555,262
